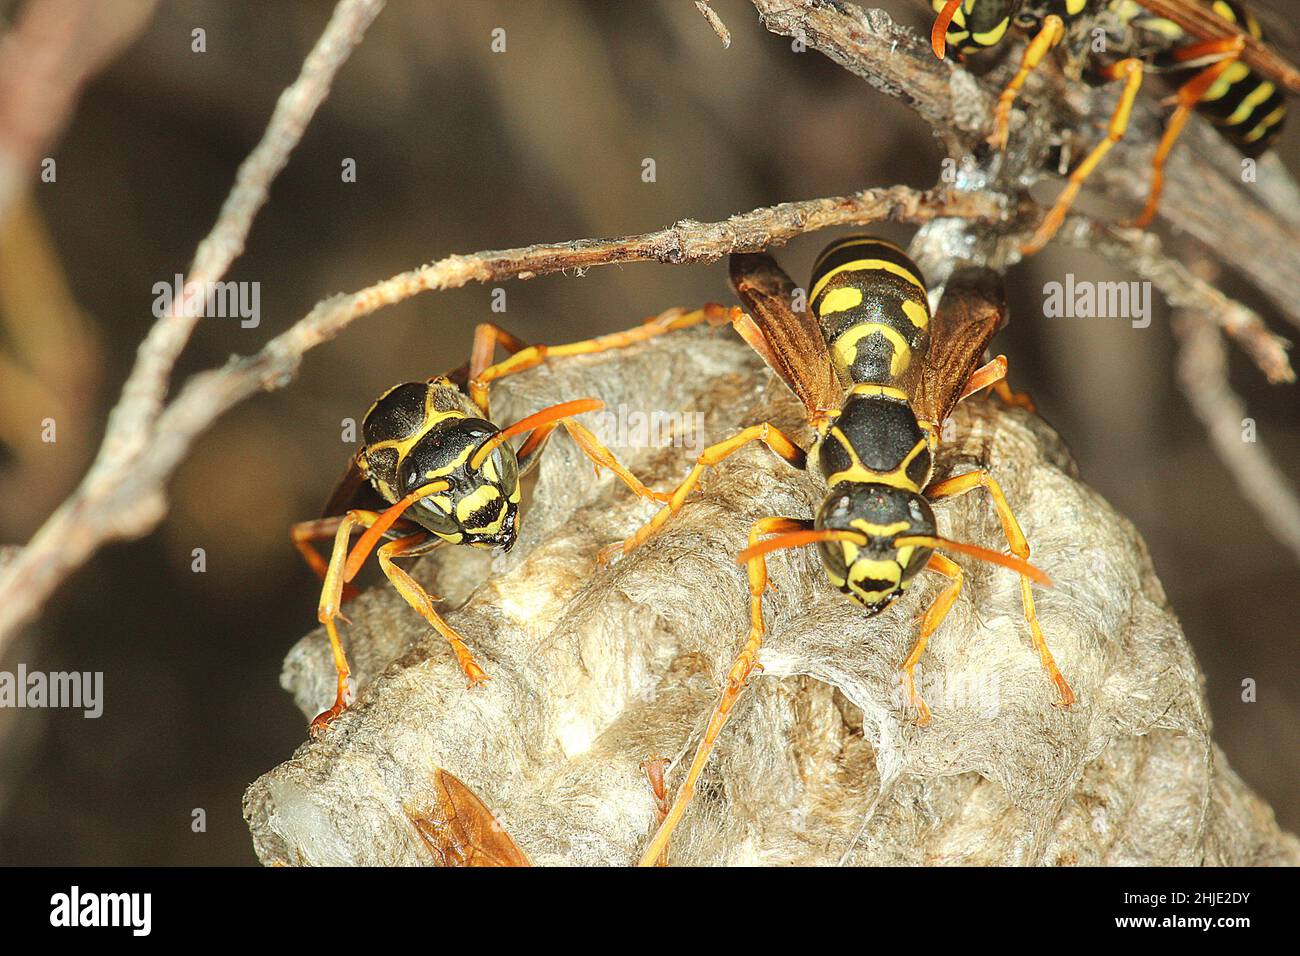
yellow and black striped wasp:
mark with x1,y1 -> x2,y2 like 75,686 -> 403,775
292,308 -> 728,732
609,236 -> 1070,864
930,0 -> 1295,252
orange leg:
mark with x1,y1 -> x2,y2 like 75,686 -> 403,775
1130,37 -> 1245,229
958,354 -> 1036,413
1022,57 -> 1145,255
990,14 -> 1065,151
992,379 -> 1035,413
309,509 -> 384,732
560,418 -> 672,503
292,515 -> 372,604
468,304 -> 733,417
310,506 -> 485,734
900,552 -> 964,725
469,323 -> 529,386
599,423 -> 807,565
637,516 -> 807,866
377,534 -> 488,689
640,755 -> 671,867
924,469 -> 1074,707
292,516 -> 342,584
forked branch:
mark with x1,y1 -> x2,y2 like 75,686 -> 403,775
1,0 -> 1297,658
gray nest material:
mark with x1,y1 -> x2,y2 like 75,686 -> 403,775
243,323 -> 1298,866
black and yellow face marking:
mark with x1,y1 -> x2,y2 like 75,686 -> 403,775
814,483 -> 937,613
808,237 -> 931,388
361,380 -> 521,549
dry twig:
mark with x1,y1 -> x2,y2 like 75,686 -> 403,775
0,0 -> 159,227
2,0 -> 1297,662
1174,311 -> 1300,562
749,0 -> 1297,559
751,0 -> 1300,329
0,137 -> 1001,658
0,0 -> 387,651
1057,218 -> 1294,385
694,1 -> 732,48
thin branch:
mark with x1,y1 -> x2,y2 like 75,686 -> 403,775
146,185 -> 1004,467
92,0 -> 386,481
0,0 -> 386,654
0,183 -> 1003,655
1173,311 -> 1300,563
1056,217 -> 1294,385
753,0 -> 993,152
694,1 -> 732,48
0,0 -> 159,227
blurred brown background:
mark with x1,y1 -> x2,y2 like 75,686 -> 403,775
0,0 -> 1295,865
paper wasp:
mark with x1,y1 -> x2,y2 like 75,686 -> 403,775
292,308 -> 727,732
611,236 -> 1071,865
930,0 -> 1294,252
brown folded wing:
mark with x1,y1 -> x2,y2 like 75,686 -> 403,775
912,266 -> 1009,428
728,252 -> 841,426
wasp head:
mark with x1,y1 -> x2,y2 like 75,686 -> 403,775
814,482 -> 937,614
396,418 -> 521,550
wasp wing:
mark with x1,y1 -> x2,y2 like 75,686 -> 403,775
913,266 -> 1009,429
406,769 -> 530,867
728,252 -> 841,425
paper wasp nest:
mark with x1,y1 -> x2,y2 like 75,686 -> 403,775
243,323 -> 1298,866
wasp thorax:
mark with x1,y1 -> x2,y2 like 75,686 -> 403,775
360,381 -> 522,550
814,482 -> 936,614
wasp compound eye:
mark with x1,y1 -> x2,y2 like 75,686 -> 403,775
814,484 -> 936,613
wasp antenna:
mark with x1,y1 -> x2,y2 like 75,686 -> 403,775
893,534 -> 1052,586
736,528 -> 868,565
470,398 -> 604,469
931,0 -> 962,59
344,480 -> 450,580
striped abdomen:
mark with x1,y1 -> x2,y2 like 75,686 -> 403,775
810,237 -> 936,497
931,0 -> 1015,55
808,237 -> 932,390
931,0 -> 1096,57
1159,0 -> 1285,156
